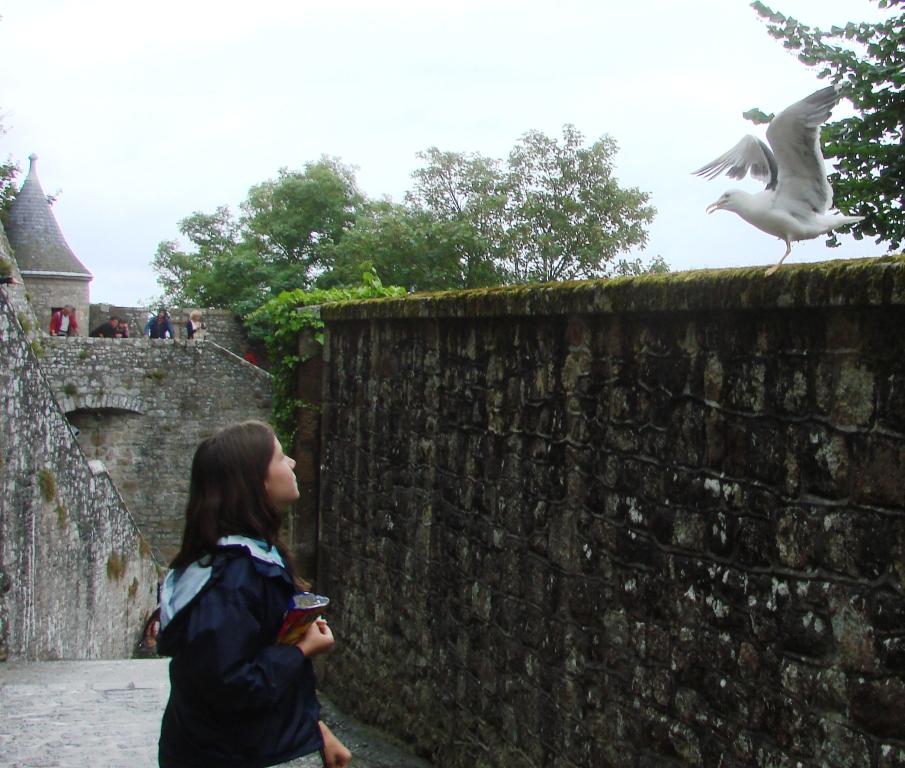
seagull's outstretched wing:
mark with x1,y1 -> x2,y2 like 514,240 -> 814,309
767,85 -> 839,217
692,134 -> 778,189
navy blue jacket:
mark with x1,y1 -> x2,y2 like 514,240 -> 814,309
157,539 -> 322,767
149,317 -> 175,339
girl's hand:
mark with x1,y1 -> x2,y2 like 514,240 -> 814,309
296,618 -> 335,657
319,721 -> 352,767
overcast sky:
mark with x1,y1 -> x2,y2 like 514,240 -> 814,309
1,0 -> 893,307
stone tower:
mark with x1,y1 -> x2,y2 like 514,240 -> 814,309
6,154 -> 92,334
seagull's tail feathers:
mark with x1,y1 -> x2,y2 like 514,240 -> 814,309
831,214 -> 864,227
814,213 -> 864,236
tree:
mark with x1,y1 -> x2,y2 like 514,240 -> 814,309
750,1 -> 904,249
0,113 -> 19,226
241,158 -> 364,290
0,155 -> 18,227
152,206 -> 267,313
156,131 -> 661,310
407,148 -> 509,287
505,126 -> 656,282
318,201 -> 483,291
152,158 -> 363,313
408,127 -> 658,285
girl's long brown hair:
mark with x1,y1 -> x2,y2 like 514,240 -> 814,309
170,420 -> 300,581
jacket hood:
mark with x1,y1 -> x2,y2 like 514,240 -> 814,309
159,536 -> 285,631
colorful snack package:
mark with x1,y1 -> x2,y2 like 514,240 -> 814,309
276,592 -> 330,645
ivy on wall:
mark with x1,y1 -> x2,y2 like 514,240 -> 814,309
245,272 -> 405,447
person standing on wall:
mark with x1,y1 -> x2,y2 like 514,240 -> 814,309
243,348 -> 261,367
90,315 -> 119,338
49,305 -> 79,336
156,420 -> 352,768
185,309 -> 205,340
149,308 -> 175,339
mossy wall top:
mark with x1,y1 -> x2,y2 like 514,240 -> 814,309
321,256 -> 905,322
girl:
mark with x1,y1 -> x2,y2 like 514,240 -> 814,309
157,420 -> 352,768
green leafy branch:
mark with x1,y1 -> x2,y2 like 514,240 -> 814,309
245,270 -> 405,447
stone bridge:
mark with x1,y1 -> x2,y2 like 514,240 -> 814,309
41,336 -> 272,562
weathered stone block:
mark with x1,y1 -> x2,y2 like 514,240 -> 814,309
852,435 -> 905,508
830,594 -> 877,673
779,606 -> 833,657
798,424 -> 850,498
877,371 -> 905,435
735,516 -> 776,567
849,677 -> 905,740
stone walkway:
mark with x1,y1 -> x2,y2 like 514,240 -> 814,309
0,659 -> 433,768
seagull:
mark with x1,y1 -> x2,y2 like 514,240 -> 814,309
693,85 -> 863,275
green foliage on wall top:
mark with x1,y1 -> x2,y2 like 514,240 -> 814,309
245,270 -> 405,446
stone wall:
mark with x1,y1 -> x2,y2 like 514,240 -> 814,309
42,336 -> 272,562
316,257 -> 905,767
0,288 -> 158,661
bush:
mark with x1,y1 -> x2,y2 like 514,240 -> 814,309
245,270 -> 405,446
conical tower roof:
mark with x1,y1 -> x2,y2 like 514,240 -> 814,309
6,154 -> 92,277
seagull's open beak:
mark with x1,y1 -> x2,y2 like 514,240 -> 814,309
706,200 -> 722,214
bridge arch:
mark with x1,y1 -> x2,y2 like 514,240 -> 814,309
59,392 -> 144,416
